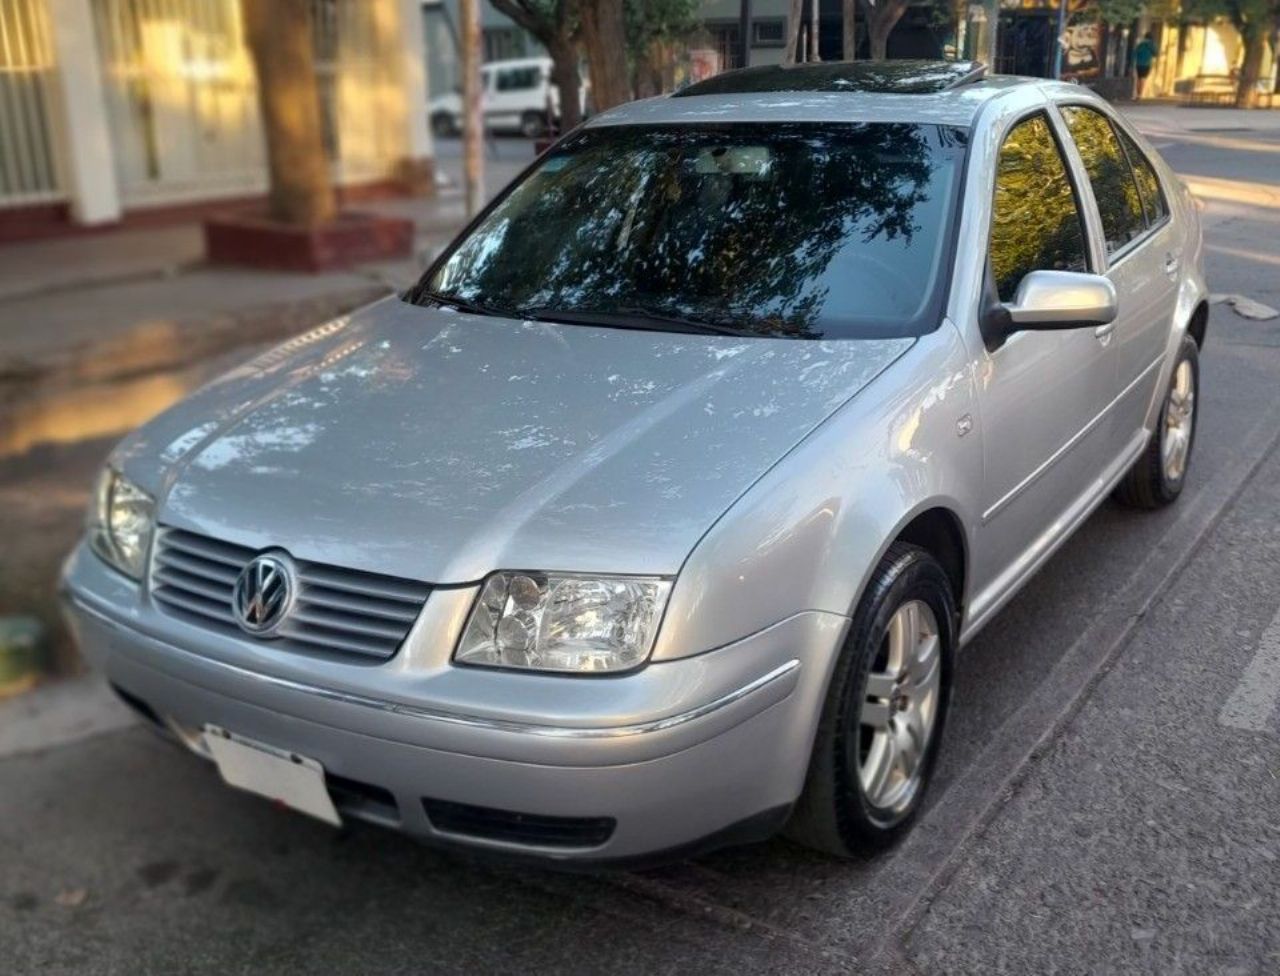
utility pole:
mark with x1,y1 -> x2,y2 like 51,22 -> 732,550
460,0 -> 484,216
739,0 -> 752,69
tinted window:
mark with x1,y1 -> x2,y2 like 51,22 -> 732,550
411,123 -> 969,339
1061,105 -> 1147,256
989,114 -> 1089,303
496,66 -> 540,91
1116,127 -> 1168,225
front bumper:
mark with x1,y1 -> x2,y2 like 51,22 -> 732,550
61,543 -> 847,864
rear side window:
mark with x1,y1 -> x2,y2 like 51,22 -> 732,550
989,113 -> 1089,303
1116,127 -> 1169,225
1060,105 -> 1147,257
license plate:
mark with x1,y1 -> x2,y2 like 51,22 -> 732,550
202,725 -> 341,827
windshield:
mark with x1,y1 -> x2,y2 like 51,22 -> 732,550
408,122 -> 968,340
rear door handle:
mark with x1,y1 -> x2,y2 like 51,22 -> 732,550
1094,322 -> 1116,340
1164,254 -> 1180,276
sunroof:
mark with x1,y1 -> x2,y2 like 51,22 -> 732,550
673,60 -> 987,98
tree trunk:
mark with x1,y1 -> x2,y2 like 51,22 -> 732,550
1175,20 -> 1190,79
861,0 -> 907,60
842,0 -> 856,59
241,0 -> 334,225
579,0 -> 630,112
634,40 -> 668,99
785,0 -> 804,64
547,37 -> 581,130
459,0 -> 484,215
1236,26 -> 1266,108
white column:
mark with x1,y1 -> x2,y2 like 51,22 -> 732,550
396,0 -> 435,189
43,0 -> 122,224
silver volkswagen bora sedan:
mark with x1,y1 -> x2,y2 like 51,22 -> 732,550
62,61 -> 1206,865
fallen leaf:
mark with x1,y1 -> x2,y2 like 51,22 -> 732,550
1208,293 -> 1279,320
54,888 -> 87,908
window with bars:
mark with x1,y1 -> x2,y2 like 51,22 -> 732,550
0,0 -> 62,206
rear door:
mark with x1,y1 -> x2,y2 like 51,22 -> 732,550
972,110 -> 1119,606
1059,104 -> 1179,448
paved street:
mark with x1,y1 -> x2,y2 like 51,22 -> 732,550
3,109 -> 1279,974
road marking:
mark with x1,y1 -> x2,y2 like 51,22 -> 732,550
1220,606 -> 1280,732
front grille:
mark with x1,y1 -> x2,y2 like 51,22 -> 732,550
150,527 -> 430,663
422,797 -> 616,849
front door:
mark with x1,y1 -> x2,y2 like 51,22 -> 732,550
969,111 -> 1118,623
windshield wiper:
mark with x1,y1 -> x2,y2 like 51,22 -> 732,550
419,290 -> 514,319
521,305 -> 754,338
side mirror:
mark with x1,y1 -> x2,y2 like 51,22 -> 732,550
1003,270 -> 1118,331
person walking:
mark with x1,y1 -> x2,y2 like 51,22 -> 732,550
1134,32 -> 1157,99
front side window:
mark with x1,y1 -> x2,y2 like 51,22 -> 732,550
496,67 -> 540,91
1115,127 -> 1169,225
409,122 -> 969,340
989,113 -> 1089,303
1061,105 -> 1148,257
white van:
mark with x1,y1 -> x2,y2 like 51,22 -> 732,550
429,57 -> 586,138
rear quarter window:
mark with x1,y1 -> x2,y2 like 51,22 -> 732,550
1116,127 -> 1169,225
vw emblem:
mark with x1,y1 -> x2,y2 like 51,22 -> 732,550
231,554 -> 294,636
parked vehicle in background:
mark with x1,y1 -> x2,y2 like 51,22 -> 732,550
429,56 -> 586,138
63,61 -> 1207,866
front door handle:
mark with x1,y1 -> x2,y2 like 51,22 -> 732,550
1094,322 -> 1116,341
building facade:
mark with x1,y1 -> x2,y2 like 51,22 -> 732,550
0,0 -> 434,241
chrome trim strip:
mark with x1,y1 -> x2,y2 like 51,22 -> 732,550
66,592 -> 800,740
982,353 -> 1165,522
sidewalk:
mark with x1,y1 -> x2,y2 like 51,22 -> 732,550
0,144 -> 529,378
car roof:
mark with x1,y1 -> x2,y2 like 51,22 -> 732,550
585,61 -> 1046,130
482,57 -> 550,72
674,59 -> 989,96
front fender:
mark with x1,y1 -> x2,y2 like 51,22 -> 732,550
652,321 -> 983,661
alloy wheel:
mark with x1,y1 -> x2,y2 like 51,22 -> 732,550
857,599 -> 942,814
1162,359 -> 1196,482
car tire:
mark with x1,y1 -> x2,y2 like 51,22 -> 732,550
1113,333 -> 1199,509
519,110 -> 547,139
431,112 -> 458,138
785,543 -> 955,857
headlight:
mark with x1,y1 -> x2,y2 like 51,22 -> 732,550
88,468 -> 155,580
455,572 -> 672,674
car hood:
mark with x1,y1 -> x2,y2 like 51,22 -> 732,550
116,299 -> 912,583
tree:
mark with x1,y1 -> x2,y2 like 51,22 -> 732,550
241,0 -> 334,225
579,0 -> 631,110
626,0 -> 700,95
785,0 -> 804,63
861,0 -> 910,59
1184,0 -> 1280,106
489,0 -> 583,130
843,0 -> 857,59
